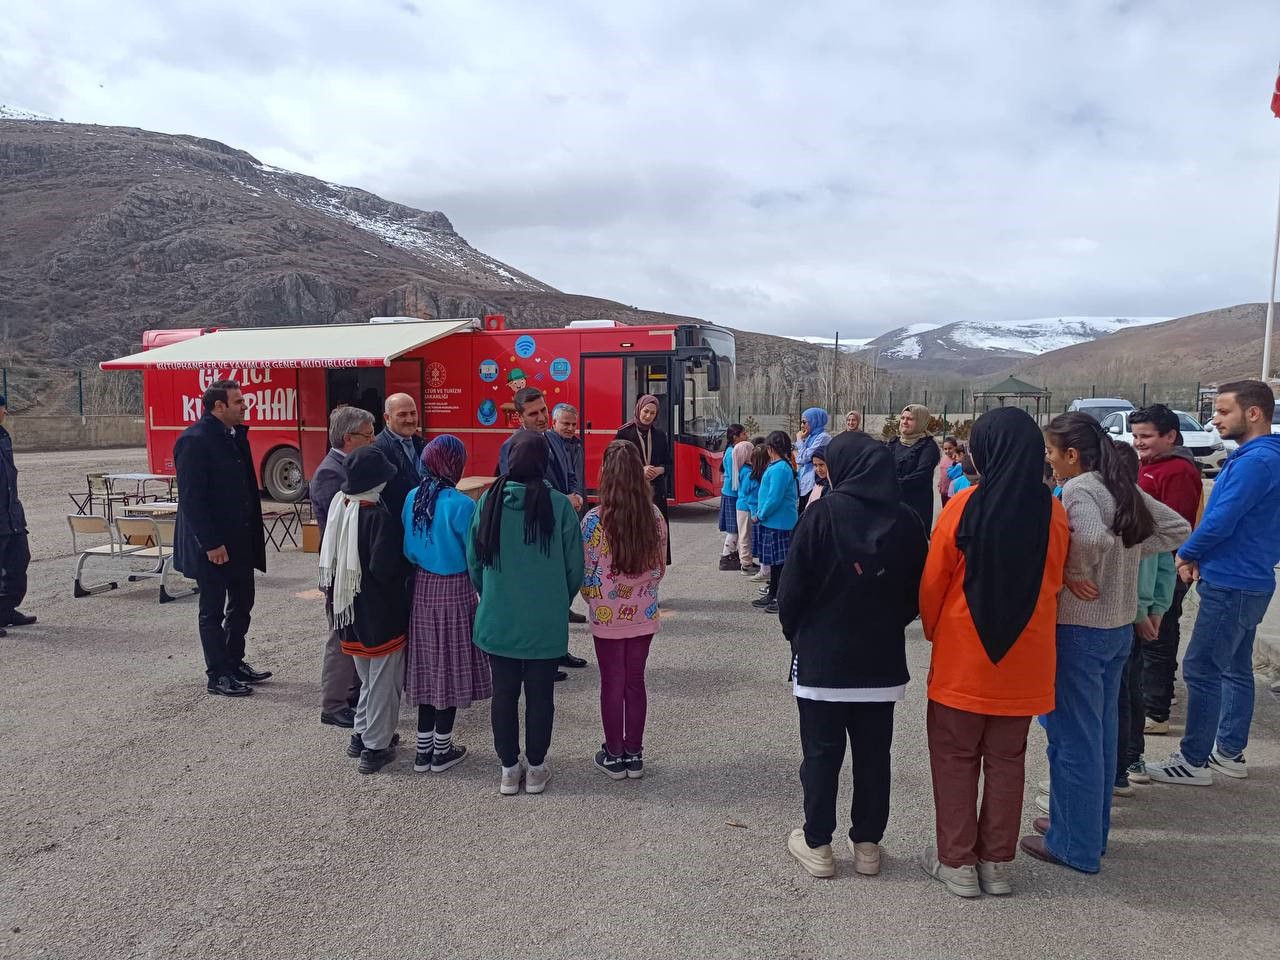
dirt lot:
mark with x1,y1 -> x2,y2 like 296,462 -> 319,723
2,449 -> 1278,960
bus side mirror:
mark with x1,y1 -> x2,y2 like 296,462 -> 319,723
706,351 -> 721,392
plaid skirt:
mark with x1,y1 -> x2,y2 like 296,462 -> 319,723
718,494 -> 738,533
755,524 -> 793,566
405,569 -> 492,708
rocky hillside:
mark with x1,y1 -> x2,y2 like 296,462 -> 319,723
0,111 -> 836,396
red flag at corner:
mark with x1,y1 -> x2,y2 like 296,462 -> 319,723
1273,63 -> 1280,118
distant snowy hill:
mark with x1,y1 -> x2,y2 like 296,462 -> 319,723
858,316 -> 1171,375
0,104 -> 58,122
788,335 -> 873,352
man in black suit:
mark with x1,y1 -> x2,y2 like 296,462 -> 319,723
174,380 -> 270,697
372,392 -> 425,516
311,405 -> 376,728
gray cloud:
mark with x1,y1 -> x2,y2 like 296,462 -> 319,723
3,1 -> 1280,338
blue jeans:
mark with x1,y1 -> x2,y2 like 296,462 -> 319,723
1044,624 -> 1131,873
1179,580 -> 1275,765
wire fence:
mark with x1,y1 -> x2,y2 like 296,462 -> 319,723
0,367 -> 143,417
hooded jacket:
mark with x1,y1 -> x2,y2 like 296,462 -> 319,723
466,479 -> 585,660
1178,434 -> 1280,592
1138,447 -> 1202,527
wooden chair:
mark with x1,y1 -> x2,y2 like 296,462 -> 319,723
112,516 -> 198,604
67,514 -> 143,597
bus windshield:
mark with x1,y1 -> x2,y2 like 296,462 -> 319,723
676,326 -> 736,449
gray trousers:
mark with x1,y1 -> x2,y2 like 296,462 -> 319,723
320,627 -> 361,714
353,646 -> 405,751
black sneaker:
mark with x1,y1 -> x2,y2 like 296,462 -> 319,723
349,732 -> 397,759
764,601 -> 779,615
359,746 -> 397,775
431,744 -> 467,772
413,750 -> 433,772
595,747 -> 628,780
624,751 -> 644,779
718,554 -> 739,571
750,595 -> 772,608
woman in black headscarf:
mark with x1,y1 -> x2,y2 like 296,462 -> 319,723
615,394 -> 672,565
776,432 -> 929,881
917,407 -> 1070,897
467,429 -> 584,796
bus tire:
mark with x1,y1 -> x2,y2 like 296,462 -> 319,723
262,447 -> 305,503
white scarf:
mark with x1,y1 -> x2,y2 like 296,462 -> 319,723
318,483 -> 385,629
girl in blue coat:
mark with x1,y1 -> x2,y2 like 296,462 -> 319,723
751,431 -> 800,614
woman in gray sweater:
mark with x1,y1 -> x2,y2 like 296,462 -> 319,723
1022,413 -> 1190,874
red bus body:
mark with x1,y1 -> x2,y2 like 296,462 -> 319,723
136,319 -> 736,504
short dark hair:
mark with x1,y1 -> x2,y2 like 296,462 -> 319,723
1129,403 -> 1179,437
202,379 -> 240,412
513,387 -> 544,413
1218,380 -> 1276,422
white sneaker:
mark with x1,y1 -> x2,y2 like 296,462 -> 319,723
525,762 -> 551,794
1147,751 -> 1213,786
1036,779 -> 1050,797
499,759 -> 527,796
847,838 -> 881,876
920,847 -> 981,898
1113,782 -> 1135,797
977,860 -> 1012,896
788,828 -> 835,878
1034,793 -> 1050,815
1208,748 -> 1248,780
1144,717 -> 1170,735
749,570 -> 769,583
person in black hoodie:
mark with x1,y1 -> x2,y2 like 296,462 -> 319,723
888,403 -> 941,531
777,431 -> 929,879
319,446 -> 412,775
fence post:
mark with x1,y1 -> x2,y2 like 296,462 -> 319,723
1091,384 -> 1096,398
78,369 -> 85,417
1141,383 -> 1147,406
888,389 -> 894,415
1,368 -> 6,401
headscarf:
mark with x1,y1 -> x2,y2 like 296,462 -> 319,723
731,439 -> 753,492
806,431 -> 903,563
801,407 -> 829,436
897,403 -> 932,447
954,407 -> 1053,665
473,429 -> 554,569
319,481 -> 387,630
410,434 -> 467,537
625,394 -> 661,435
810,439 -> 832,492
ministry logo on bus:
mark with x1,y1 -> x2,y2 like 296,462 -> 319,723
427,361 -> 447,389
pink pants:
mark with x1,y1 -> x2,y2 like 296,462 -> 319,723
593,633 -> 654,756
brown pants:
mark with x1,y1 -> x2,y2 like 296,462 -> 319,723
926,700 -> 1031,867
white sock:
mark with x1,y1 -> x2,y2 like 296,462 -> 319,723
417,731 -> 434,754
502,763 -> 521,776
434,730 -> 453,753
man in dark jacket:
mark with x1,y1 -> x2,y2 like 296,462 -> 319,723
174,380 -> 270,697
311,405 -> 376,728
497,388 -> 580,507
0,395 -> 32,634
372,392 -> 425,516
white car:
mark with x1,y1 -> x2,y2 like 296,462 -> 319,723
1100,409 -> 1226,476
1200,408 -> 1280,455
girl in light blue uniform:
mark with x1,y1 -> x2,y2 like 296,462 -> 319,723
717,424 -> 748,569
751,431 -> 800,614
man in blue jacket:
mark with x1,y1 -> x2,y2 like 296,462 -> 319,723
0,395 -> 32,634
1148,380 -> 1280,786
174,380 -> 270,697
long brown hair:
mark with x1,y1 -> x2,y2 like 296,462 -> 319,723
598,440 -> 662,575
1045,412 -> 1154,547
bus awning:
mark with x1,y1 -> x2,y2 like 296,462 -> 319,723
99,318 -> 476,370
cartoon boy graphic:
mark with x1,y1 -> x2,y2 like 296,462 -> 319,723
502,367 -> 528,427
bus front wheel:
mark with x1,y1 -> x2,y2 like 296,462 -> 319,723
263,447 -> 305,503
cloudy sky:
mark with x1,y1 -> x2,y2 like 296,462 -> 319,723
4,1 -> 1280,339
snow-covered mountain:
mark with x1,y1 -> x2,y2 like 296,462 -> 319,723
0,104 -> 57,122
787,334 -> 873,352
859,316 -> 1172,375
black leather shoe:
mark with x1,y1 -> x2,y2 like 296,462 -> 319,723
750,595 -> 772,608
554,670 -> 568,682
568,610 -> 587,624
234,662 -> 273,684
560,653 -> 587,668
1,610 -> 36,627
321,708 -> 356,728
0,627 -> 7,637
207,675 -> 253,697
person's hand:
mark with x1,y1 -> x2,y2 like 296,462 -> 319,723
1176,556 -> 1199,584
643,465 -> 659,482
569,493 -> 583,510
1148,614 -> 1163,636
1065,578 -> 1100,601
206,545 -> 229,565
1136,618 -> 1159,642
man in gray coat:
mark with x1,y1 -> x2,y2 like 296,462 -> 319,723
311,406 -> 376,728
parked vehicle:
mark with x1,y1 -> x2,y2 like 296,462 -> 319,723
102,316 -> 736,504
1101,409 -> 1226,476
1069,397 -> 1135,422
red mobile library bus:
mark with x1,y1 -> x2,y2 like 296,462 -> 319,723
101,316 -> 736,504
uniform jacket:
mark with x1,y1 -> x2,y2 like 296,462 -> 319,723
173,413 -> 266,577
0,425 -> 27,535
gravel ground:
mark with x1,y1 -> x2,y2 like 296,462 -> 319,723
2,448 -> 1278,960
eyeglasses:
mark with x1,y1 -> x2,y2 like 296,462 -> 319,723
348,430 -> 375,440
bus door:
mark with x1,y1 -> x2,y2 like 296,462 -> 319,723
579,354 -> 673,498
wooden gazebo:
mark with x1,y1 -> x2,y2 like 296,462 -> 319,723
972,375 -> 1053,424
